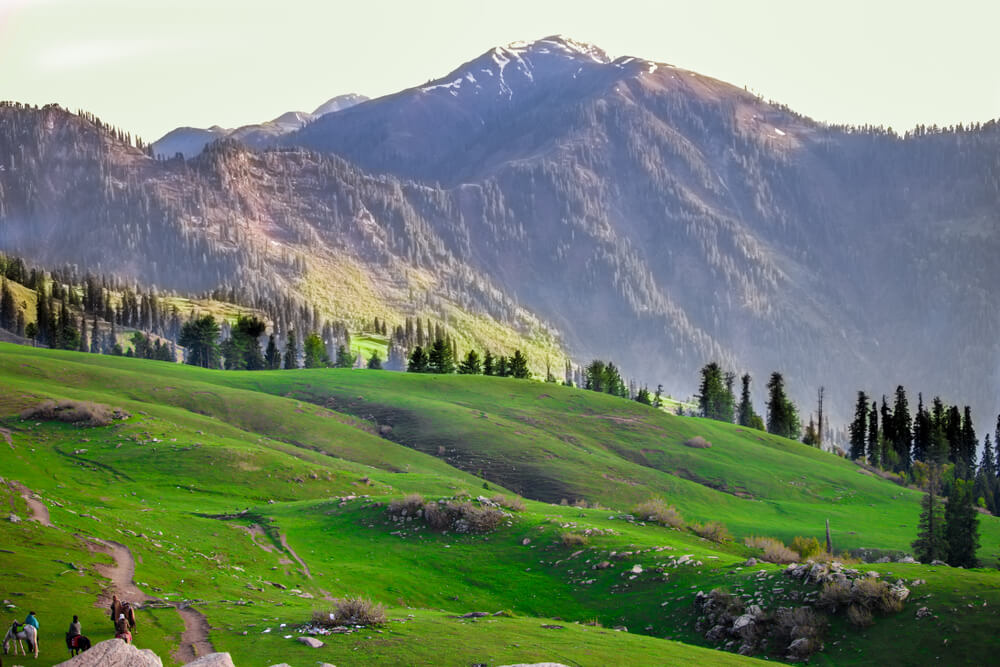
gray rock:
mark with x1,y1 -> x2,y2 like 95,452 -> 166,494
897,555 -> 918,564
460,611 -> 490,618
8,513 -> 21,523
930,559 -> 947,566
54,639 -> 163,667
743,557 -> 757,567
297,636 -> 324,648
184,654 -> 236,667
732,614 -> 754,631
916,606 -> 933,619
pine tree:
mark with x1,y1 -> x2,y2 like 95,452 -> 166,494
913,393 -> 931,463
652,384 -> 663,409
892,386 -> 912,471
509,349 -> 530,379
603,362 -> 625,397
334,344 -> 354,368
944,479 -> 980,567
407,346 -> 428,373
495,356 -> 508,377
867,401 -> 880,467
635,386 -> 651,405
959,407 -> 978,480
78,315 -> 88,352
89,314 -> 100,353
912,464 -> 948,564
765,372 -> 799,439
0,279 -> 16,331
849,391 -> 869,460
264,334 -> 281,369
283,330 -> 299,369
366,351 -> 383,369
303,333 -> 329,368
945,405 -> 962,467
458,350 -> 481,374
428,338 -> 455,374
179,314 -> 222,368
482,350 -> 494,376
802,416 -> 819,447
584,360 -> 606,392
699,362 -> 734,422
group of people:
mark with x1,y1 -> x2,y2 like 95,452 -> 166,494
6,596 -> 135,658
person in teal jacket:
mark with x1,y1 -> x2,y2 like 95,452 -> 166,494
23,611 -> 39,629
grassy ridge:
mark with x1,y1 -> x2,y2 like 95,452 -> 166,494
1,343 -> 999,666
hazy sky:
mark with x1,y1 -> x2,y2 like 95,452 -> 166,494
2,0 -> 998,140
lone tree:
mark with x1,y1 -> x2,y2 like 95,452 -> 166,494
765,372 -> 799,439
849,391 -> 869,460
407,345 -> 428,373
509,349 -> 530,379
179,314 -> 221,369
428,338 -> 455,374
282,330 -> 299,369
944,478 -> 980,568
367,350 -> 383,370
458,350 -> 481,374
304,333 -> 330,368
912,464 -> 948,564
698,362 -> 734,422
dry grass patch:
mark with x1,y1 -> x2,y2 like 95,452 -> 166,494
560,531 -> 590,547
21,399 -> 128,427
745,536 -> 799,564
691,520 -> 732,543
634,498 -> 685,528
313,596 -> 387,627
683,436 -> 712,449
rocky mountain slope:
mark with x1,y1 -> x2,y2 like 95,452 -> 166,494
3,35 -> 1000,422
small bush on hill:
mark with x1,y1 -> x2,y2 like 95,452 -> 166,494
387,496 -> 507,534
745,536 -> 798,564
790,536 -> 823,559
692,520 -> 732,543
850,577 -> 904,614
21,399 -> 128,427
388,493 -> 424,516
846,604 -> 874,627
561,531 -> 590,547
313,596 -> 387,627
490,494 -> 526,511
818,580 -> 852,611
634,498 -> 685,528
683,436 -> 712,448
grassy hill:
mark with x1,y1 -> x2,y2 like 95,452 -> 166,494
1,343 -> 998,666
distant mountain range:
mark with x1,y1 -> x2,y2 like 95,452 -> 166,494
3,35 -> 999,426
151,93 -> 368,158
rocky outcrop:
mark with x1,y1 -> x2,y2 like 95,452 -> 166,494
54,639 -> 163,667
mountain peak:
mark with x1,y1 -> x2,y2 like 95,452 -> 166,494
505,35 -> 611,64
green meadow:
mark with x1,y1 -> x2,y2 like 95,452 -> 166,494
1,343 -> 998,666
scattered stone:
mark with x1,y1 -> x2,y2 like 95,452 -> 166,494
8,513 -> 21,523
930,559 -> 947,566
612,625 -> 628,632
541,624 -> 565,629
296,637 -> 324,648
184,653 -> 236,667
916,607 -> 933,619
461,612 -> 490,618
897,556 -> 918,564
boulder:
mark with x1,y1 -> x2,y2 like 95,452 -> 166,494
54,639 -> 163,667
732,614 -> 754,631
897,555 -> 918,564
184,654 -> 236,667
930,559 -> 947,566
744,557 -> 758,567
296,636 -> 324,648
916,606 -> 933,619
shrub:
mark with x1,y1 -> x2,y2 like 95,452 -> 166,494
21,399 -> 127,427
490,494 -> 526,512
388,493 -> 424,516
846,604 -> 874,627
561,531 -> 590,547
745,536 -> 798,563
683,436 -> 712,448
692,521 -> 731,543
851,577 -> 903,614
818,580 -> 852,611
313,596 -> 387,627
790,536 -> 823,559
634,498 -> 685,528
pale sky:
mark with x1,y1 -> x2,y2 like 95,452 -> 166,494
1,0 -> 998,141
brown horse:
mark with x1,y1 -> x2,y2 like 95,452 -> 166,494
110,595 -> 137,632
65,633 -> 91,656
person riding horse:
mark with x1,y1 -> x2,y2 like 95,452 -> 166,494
110,594 -> 136,632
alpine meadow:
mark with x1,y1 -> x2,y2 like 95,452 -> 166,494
1,5 -> 999,667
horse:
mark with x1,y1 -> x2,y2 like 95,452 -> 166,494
65,633 -> 91,656
110,595 -> 137,632
2,621 -> 38,658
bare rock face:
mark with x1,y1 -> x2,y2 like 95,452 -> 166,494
184,653 -> 236,667
54,639 -> 163,667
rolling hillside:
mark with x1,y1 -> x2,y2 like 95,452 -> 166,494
2,344 -> 999,665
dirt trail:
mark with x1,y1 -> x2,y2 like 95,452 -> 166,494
92,539 -> 216,660
171,605 -> 215,664
0,427 -> 12,448
279,532 -> 312,579
238,523 -> 277,553
10,481 -> 52,526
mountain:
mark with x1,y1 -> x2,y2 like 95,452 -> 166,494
151,93 -> 369,158
285,36 -> 1000,425
3,35 -> 1000,427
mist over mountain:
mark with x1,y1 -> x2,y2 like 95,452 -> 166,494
3,35 -> 999,425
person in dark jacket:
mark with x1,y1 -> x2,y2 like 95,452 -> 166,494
67,614 -> 82,637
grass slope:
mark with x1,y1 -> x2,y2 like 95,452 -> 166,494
1,343 -> 998,666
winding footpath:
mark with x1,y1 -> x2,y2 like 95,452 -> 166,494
92,538 -> 215,663
10,480 -> 53,526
